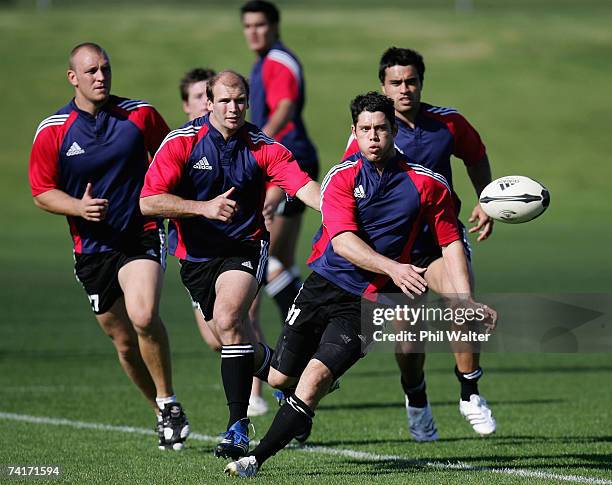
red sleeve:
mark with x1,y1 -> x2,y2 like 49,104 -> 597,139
129,106 -> 171,158
253,141 -> 311,197
141,134 -> 191,197
262,57 -> 299,113
321,163 -> 359,239
341,134 -> 359,160
410,172 -> 461,246
29,123 -> 62,197
446,112 -> 486,166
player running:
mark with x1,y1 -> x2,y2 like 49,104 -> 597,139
140,70 -> 320,460
224,92 -> 497,478
28,43 -> 189,450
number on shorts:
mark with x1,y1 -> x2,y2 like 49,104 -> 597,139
285,304 -> 301,326
87,294 -> 100,312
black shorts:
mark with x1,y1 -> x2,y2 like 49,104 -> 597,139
271,271 -> 375,381
74,228 -> 166,315
410,220 -> 472,268
275,158 -> 319,217
180,241 -> 269,321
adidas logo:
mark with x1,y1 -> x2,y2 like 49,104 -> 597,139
354,184 -> 366,198
66,142 -> 85,156
241,261 -> 253,269
498,178 -> 519,191
193,156 -> 212,170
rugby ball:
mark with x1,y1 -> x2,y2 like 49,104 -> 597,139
479,175 -> 550,224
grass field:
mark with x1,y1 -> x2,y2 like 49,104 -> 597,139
1,1 -> 611,483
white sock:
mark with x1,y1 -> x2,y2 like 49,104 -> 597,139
156,394 -> 177,411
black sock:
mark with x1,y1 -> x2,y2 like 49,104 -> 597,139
401,375 -> 428,408
253,343 -> 274,382
266,271 -> 301,321
221,344 -> 254,428
252,394 -> 314,466
455,366 -> 483,401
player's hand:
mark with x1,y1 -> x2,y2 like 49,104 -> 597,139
388,263 -> 427,299
262,186 -> 285,231
468,203 -> 494,242
202,187 -> 238,222
473,301 -> 498,332
79,183 -> 108,221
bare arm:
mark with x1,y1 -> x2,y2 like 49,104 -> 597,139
295,180 -> 321,212
262,99 -> 296,138
441,239 -> 498,329
34,183 -> 108,221
466,155 -> 494,241
332,231 -> 427,297
140,187 -> 237,222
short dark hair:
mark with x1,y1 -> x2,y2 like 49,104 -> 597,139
206,70 -> 250,102
179,68 -> 216,101
240,0 -> 280,24
378,47 -> 425,84
68,42 -> 108,70
350,91 -> 396,127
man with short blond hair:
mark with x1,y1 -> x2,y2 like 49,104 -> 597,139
29,42 -> 189,451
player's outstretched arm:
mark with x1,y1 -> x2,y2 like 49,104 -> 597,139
295,180 -> 321,212
467,155 -> 494,241
441,240 -> 497,329
34,183 -> 108,221
140,187 -> 237,222
332,231 -> 427,298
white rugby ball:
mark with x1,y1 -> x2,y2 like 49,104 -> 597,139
479,175 -> 550,224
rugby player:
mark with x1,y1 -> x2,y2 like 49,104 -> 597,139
344,47 -> 496,439
241,0 -> 319,320
179,66 -> 270,417
140,70 -> 321,460
224,92 -> 497,477
28,43 -> 189,450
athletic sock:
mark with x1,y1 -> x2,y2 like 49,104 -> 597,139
253,343 -> 274,382
455,366 -> 483,401
221,344 -> 254,428
401,375 -> 428,408
251,394 -> 314,465
265,270 -> 301,320
155,394 -> 177,411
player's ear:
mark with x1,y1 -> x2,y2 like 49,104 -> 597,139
182,101 -> 190,116
67,69 -> 78,87
351,124 -> 357,137
206,98 -> 214,112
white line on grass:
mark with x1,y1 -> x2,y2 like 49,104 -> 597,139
1,411 -> 610,485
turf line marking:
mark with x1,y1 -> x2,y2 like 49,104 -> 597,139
1,411 -> 610,485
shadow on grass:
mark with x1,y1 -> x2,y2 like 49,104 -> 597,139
318,398 -> 563,411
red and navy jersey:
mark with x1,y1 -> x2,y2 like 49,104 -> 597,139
344,102 -> 486,212
141,114 -> 312,262
308,151 -> 461,297
249,41 -> 318,164
29,96 -> 169,254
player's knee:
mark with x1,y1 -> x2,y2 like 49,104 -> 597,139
212,312 -> 241,334
129,307 -> 158,334
268,368 -> 296,389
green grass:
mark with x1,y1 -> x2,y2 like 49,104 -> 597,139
1,2 -> 611,483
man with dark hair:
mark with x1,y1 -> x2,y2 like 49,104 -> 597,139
29,42 -> 189,450
344,47 -> 496,440
241,0 -> 319,323
224,91 -> 496,477
180,67 -> 216,121
140,70 -> 321,460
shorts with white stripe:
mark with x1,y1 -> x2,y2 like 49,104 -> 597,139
74,227 -> 166,314
180,241 -> 268,321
